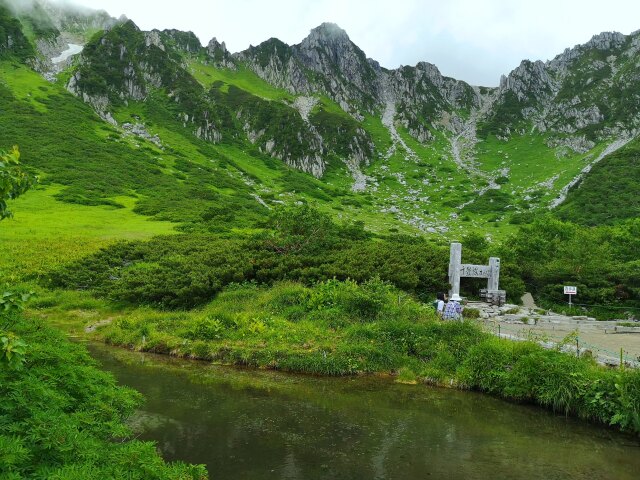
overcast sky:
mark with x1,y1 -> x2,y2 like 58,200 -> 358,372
52,0 -> 640,86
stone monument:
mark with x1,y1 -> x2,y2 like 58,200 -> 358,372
448,242 -> 506,305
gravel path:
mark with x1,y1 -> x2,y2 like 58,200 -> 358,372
469,301 -> 640,367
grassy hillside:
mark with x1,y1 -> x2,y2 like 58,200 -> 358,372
556,137 -> 640,226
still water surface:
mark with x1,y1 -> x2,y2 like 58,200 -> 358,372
89,344 -> 640,480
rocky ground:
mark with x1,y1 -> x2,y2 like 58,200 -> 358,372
466,300 -> 640,368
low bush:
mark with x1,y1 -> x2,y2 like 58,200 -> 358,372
459,338 -> 640,433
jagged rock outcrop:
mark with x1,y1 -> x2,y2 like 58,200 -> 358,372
237,23 -> 481,140
235,38 -> 312,94
67,20 -> 224,144
384,62 -> 480,140
206,37 -> 235,68
159,29 -> 201,54
484,30 -> 640,140
295,23 -> 380,113
237,23 -> 380,118
12,0 -> 640,186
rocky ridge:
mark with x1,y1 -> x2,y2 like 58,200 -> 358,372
4,0 -> 640,221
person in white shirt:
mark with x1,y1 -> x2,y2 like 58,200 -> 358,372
436,292 -> 447,318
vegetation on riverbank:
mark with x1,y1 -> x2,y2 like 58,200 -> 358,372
1,148 -> 206,479
1,312 -> 207,479
82,279 -> 640,435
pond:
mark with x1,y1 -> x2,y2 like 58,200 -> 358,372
89,344 -> 640,480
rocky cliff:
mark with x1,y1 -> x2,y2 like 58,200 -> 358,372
485,30 -> 640,142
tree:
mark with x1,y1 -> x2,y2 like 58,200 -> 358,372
1,145 -> 36,369
1,146 -> 36,219
262,204 -> 336,254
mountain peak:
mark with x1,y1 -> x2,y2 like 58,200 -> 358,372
585,30 -> 626,50
304,22 -> 350,44
314,22 -> 348,35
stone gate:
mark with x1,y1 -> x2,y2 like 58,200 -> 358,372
448,242 -> 506,305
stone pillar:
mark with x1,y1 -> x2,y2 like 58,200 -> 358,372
449,242 -> 462,298
488,257 -> 500,291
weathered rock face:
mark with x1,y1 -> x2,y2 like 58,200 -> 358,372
237,23 -> 640,149
66,20 -> 225,145
21,0 -> 640,181
159,29 -> 201,54
236,23 -> 482,140
295,23 -> 380,113
384,62 -> 480,140
235,38 -> 312,94
237,23 -> 380,118
485,30 -> 640,141
206,37 -> 235,69
66,20 -> 156,104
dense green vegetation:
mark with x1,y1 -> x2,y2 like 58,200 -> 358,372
1,4 -> 640,458
45,202 -> 640,319
1,315 -> 207,479
78,279 -> 639,435
0,146 -> 35,219
557,137 -> 640,225
497,216 -> 640,314
48,205 -> 450,309
0,5 -> 34,60
1,143 -> 206,478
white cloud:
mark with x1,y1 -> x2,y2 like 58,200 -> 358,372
52,0 -> 640,86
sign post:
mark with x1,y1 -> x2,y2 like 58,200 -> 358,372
564,286 -> 577,306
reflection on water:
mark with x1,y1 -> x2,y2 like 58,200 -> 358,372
89,344 -> 640,480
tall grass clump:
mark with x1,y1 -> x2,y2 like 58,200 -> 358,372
459,339 -> 640,434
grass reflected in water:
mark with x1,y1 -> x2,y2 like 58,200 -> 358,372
89,344 -> 640,480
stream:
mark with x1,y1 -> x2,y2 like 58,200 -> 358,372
89,344 -> 640,480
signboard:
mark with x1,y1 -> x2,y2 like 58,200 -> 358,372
460,264 -> 491,278
564,286 -> 577,295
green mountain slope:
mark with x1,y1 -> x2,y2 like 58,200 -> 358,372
1,0 -> 639,239
556,136 -> 640,225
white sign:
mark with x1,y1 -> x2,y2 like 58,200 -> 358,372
564,286 -> 577,295
460,264 -> 491,278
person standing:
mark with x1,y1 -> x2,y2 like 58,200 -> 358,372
435,292 -> 447,318
443,293 -> 463,321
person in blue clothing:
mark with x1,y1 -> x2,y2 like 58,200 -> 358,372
443,293 -> 463,320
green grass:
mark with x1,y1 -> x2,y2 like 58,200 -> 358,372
1,309 -> 207,479
0,61 -> 50,111
556,136 -> 640,225
476,134 -> 597,200
0,185 -> 177,281
35,279 -> 639,436
188,61 -> 294,101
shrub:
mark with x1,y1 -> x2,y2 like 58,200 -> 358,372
464,307 -> 480,319
0,317 -> 206,478
186,316 -> 225,341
